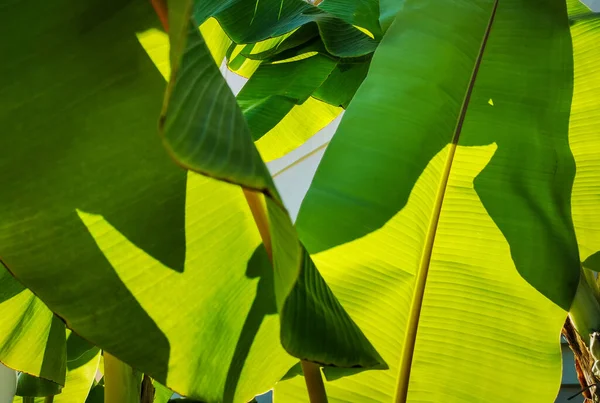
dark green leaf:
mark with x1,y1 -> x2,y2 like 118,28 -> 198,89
193,0 -> 377,57
16,374 -> 62,398
312,59 -> 371,108
319,0 -> 382,38
161,5 -> 385,370
238,55 -> 338,140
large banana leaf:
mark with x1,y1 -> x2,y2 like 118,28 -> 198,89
276,0 -> 580,401
0,1 -> 294,401
161,0 -> 384,370
139,15 -> 343,163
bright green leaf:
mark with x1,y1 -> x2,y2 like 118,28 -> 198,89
278,0 -> 578,401
237,54 -> 338,140
255,97 -> 341,163
0,1 -> 295,402
0,267 -> 66,386
161,3 -> 385,370
153,381 -> 174,403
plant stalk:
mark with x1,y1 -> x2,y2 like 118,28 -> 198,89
103,352 -> 142,403
23,398 -> 34,403
242,189 -> 328,403
566,268 -> 600,402
149,1 -> 327,399
44,396 -> 54,403
301,361 -> 329,403
140,374 -> 156,403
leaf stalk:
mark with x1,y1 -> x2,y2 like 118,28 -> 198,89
243,189 -> 328,403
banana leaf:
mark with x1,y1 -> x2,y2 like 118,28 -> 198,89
276,0 -> 580,401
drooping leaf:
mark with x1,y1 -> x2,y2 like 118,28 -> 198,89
193,0 -> 378,57
25,333 -> 101,403
312,59 -> 371,108
0,266 -> 66,386
237,55 -> 338,140
277,0 -> 578,401
161,0 -> 384,371
0,1 -> 296,402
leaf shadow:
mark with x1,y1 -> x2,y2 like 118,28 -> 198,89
0,0 -> 181,383
298,1 -> 580,310
223,245 -> 276,403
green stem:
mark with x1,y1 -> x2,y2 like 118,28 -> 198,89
301,361 -> 328,403
103,352 -> 142,403
23,398 -> 34,403
44,396 -> 54,403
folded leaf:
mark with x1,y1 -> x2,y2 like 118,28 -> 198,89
161,2 -> 385,370
255,97 -> 341,162
237,55 -> 338,140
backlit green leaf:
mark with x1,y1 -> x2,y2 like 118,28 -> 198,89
161,2 -> 385,370
0,1 -> 294,401
277,0 -> 578,401
0,267 -> 66,386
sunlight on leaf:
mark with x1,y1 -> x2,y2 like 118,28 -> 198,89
276,143 -> 565,402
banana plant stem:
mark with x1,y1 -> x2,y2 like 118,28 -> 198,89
242,189 -> 328,403
140,375 -> 155,403
301,361 -> 329,403
44,396 -> 54,403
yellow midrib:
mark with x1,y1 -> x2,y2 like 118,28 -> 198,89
393,1 -> 499,402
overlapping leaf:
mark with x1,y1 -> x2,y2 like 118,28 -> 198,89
14,332 -> 101,403
193,0 -> 378,57
0,266 -> 66,386
277,0 -> 579,401
237,54 -> 338,140
161,0 -> 384,371
0,1 -> 296,401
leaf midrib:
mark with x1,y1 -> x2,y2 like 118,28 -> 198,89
392,1 -> 500,402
